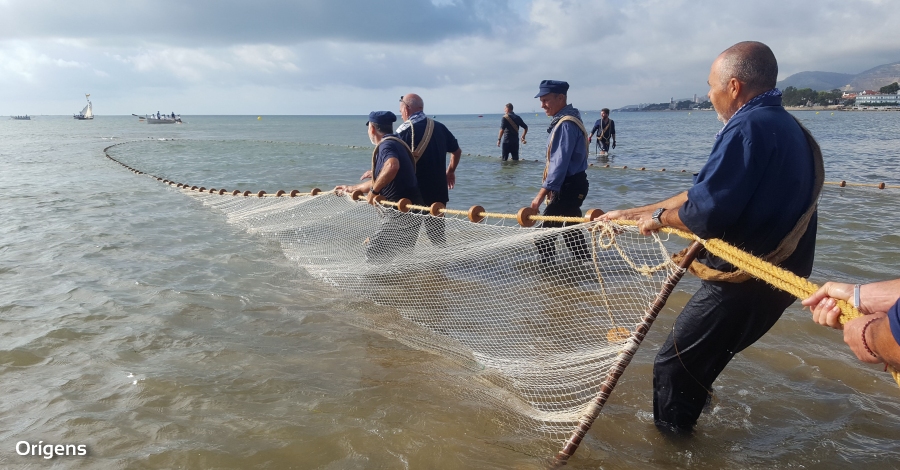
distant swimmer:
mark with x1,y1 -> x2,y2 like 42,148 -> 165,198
497,103 -> 528,161
530,80 -> 590,265
588,108 -> 616,156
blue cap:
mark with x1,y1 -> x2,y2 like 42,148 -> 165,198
367,110 -> 397,127
534,80 -> 569,98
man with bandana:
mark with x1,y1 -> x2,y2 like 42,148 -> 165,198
601,42 -> 821,432
531,80 -> 591,265
396,93 -> 462,245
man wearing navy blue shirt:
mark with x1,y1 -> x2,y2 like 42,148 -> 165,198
588,108 -> 616,155
335,111 -> 423,261
497,103 -> 528,161
531,80 -> 591,264
601,41 -> 821,431
804,279 -> 900,371
397,93 -> 462,245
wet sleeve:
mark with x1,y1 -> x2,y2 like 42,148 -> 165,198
680,128 -> 767,238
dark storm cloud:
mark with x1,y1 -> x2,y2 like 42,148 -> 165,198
0,0 -> 508,46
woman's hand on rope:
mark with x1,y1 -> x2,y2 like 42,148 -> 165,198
843,314 -> 886,364
802,282 -> 856,329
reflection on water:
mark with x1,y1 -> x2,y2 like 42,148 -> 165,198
1,112 -> 900,468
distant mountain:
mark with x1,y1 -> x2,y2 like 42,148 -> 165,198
777,71 -> 854,91
848,62 -> 900,91
778,61 -> 900,91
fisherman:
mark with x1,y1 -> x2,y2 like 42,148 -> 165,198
588,108 -> 616,156
396,93 -> 462,245
497,103 -> 528,161
335,111 -> 423,262
803,280 -> 900,370
530,80 -> 591,265
600,41 -> 821,432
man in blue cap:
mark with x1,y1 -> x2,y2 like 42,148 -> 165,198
531,80 -> 591,265
334,111 -> 423,261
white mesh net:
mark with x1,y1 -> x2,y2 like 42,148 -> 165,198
185,189 -> 682,451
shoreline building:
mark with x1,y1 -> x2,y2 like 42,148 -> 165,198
855,90 -> 900,107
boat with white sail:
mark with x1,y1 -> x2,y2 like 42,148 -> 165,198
74,94 -> 93,120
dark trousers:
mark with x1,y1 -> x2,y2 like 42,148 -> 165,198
535,172 -> 589,263
653,278 -> 796,430
501,141 -> 519,161
597,138 -> 610,153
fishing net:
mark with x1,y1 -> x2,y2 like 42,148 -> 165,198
104,138 -> 900,463
184,189 -> 682,447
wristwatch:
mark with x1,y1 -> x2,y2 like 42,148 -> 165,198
651,208 -> 665,225
370,188 -> 380,195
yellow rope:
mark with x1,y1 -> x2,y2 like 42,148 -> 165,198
648,225 -> 900,387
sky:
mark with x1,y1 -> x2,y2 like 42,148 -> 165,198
2,0 -> 899,115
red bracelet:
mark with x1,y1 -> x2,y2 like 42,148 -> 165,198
861,317 -> 880,359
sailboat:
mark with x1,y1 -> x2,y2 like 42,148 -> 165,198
73,94 -> 93,120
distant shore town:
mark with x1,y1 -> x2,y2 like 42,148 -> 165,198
619,81 -> 900,112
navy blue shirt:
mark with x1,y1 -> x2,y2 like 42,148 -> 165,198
500,113 -> 528,144
590,118 -> 615,140
680,94 -> 817,276
373,136 -> 420,203
397,118 -> 460,205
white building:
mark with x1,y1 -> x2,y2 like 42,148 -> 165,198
856,92 -> 900,106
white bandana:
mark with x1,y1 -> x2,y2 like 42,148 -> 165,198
396,111 -> 427,133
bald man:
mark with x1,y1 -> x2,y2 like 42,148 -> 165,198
397,93 -> 462,245
601,41 -> 821,431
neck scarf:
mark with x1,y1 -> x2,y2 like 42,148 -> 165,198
396,111 -> 426,133
547,104 -> 581,133
715,88 -> 782,139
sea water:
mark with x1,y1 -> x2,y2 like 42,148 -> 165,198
1,111 -> 900,468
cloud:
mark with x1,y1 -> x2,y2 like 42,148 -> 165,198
0,0 -> 505,46
1,0 -> 899,114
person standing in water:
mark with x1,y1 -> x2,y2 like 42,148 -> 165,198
497,103 -> 528,161
588,108 -> 616,156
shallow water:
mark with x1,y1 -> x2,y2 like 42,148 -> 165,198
2,111 -> 900,468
